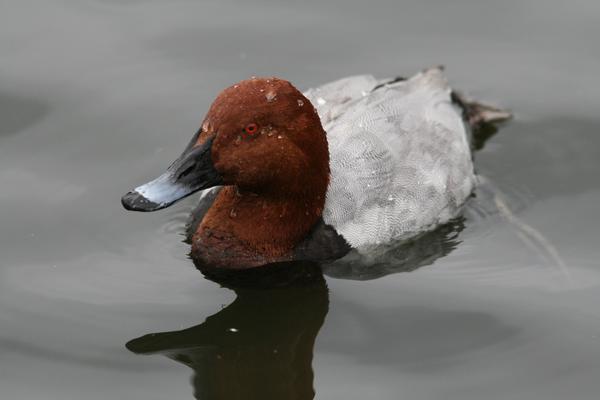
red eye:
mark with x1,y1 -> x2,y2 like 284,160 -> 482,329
244,123 -> 258,135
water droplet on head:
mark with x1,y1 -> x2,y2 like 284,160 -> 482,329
266,91 -> 277,102
229,209 -> 237,218
297,99 -> 304,107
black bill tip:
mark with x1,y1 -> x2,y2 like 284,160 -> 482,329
121,191 -> 164,212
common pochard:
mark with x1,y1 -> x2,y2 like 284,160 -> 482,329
122,67 -> 509,269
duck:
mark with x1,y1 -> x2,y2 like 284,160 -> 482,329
121,66 -> 510,269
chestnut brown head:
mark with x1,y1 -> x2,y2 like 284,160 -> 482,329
121,77 -> 329,211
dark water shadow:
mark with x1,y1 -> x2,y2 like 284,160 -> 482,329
0,93 -> 49,137
127,262 -> 328,400
471,121 -> 500,151
322,218 -> 465,280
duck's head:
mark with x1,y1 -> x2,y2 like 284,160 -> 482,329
122,77 -> 329,212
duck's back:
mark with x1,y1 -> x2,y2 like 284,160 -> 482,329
304,67 -> 474,250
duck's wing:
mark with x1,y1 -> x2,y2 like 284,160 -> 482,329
314,67 -> 476,249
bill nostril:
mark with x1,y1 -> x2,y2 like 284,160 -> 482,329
178,164 -> 195,180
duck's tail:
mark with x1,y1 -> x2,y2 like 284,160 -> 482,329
451,91 -> 512,151
452,91 -> 512,128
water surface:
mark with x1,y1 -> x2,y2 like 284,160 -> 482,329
1,1 -> 600,399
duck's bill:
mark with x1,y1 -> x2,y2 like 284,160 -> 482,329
121,137 -> 222,212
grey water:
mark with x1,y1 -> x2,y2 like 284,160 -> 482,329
1,0 -> 600,399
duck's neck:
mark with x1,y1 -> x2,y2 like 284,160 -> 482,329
192,184 -> 327,269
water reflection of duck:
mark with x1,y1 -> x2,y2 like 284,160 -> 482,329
122,67 -> 509,269
126,263 -> 328,400
323,217 -> 465,280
